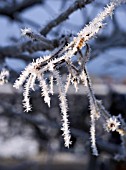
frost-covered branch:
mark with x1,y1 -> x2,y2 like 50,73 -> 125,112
13,0 -> 126,152
53,69 -> 71,148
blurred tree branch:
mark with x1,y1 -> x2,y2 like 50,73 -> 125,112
0,38 -> 60,59
91,30 -> 126,60
0,0 -> 93,61
0,0 -> 43,19
0,107 -> 121,156
40,0 -> 94,36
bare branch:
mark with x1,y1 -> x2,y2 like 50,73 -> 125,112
0,0 -> 43,19
40,0 -> 94,36
0,39 -> 58,58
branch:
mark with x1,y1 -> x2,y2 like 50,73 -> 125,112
40,0 -> 94,36
0,39 -> 59,59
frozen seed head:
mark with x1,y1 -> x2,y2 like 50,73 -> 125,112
0,69 -> 9,85
21,27 -> 32,36
105,116 -> 121,132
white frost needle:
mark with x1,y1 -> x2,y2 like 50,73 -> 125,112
80,70 -> 87,86
90,113 -> 98,156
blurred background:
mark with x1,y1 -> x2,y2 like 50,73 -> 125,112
0,0 -> 126,169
